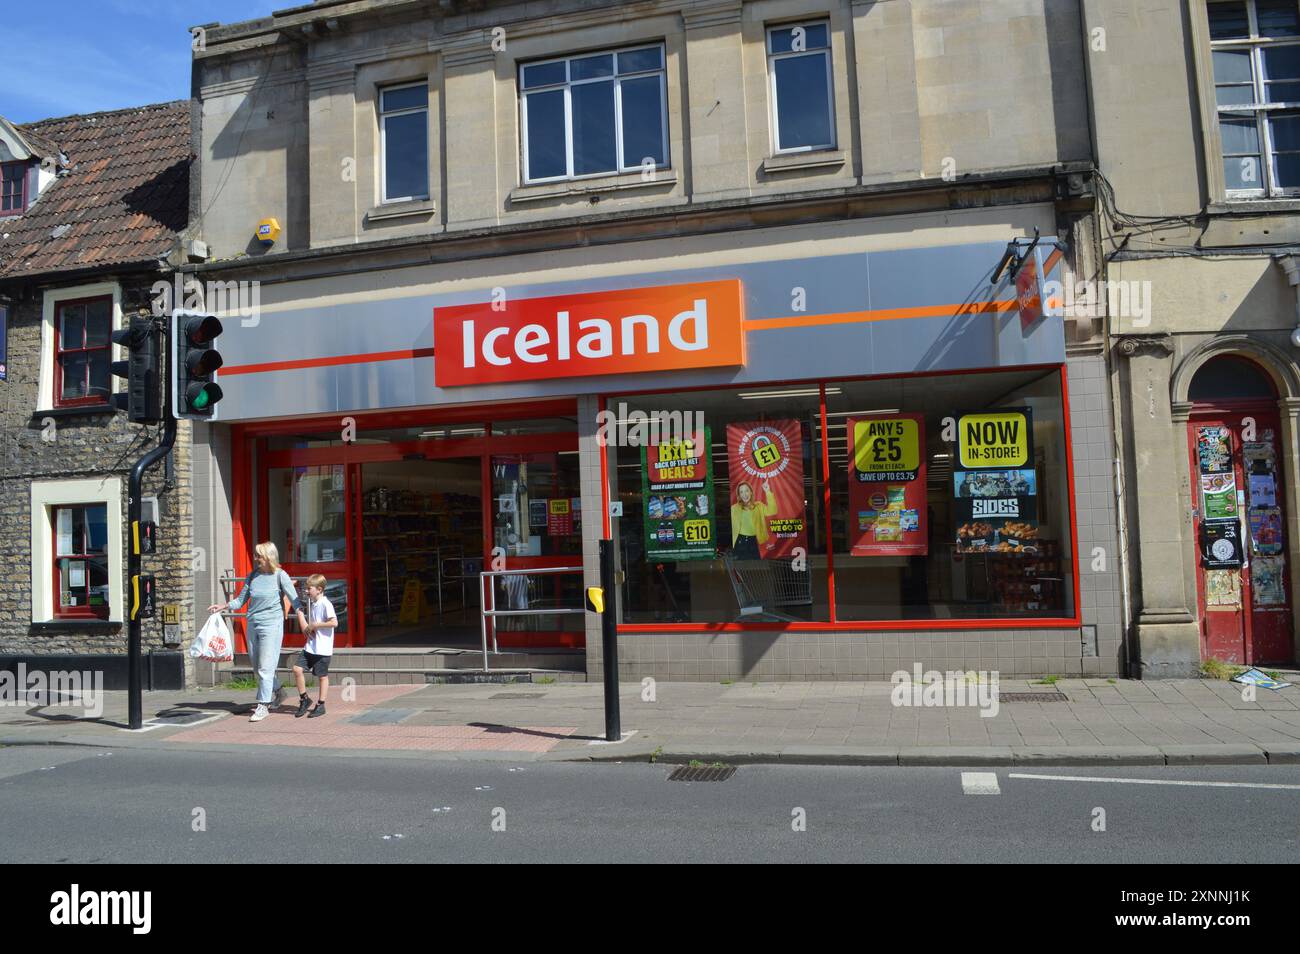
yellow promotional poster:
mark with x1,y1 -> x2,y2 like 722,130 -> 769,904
853,416 -> 921,479
848,413 -> 927,556
958,409 -> 1032,469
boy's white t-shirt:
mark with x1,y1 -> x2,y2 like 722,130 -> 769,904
305,596 -> 337,656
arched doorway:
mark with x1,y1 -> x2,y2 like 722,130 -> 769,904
1186,354 -> 1293,665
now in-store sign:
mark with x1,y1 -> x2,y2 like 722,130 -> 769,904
433,279 -> 746,386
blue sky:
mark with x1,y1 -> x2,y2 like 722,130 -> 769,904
1,0 -> 278,123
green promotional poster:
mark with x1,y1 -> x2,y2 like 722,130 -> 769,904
642,427 -> 715,560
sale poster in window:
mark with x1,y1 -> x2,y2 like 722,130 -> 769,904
546,497 -> 573,535
953,407 -> 1039,552
642,428 -> 715,561
848,413 -> 927,556
726,420 -> 807,560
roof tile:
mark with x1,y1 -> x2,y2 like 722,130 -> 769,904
0,101 -> 190,281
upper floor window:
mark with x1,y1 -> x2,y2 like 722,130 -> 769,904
54,296 -> 112,407
380,83 -> 429,203
1,161 -> 27,215
519,44 -> 668,184
767,21 -> 836,154
1210,0 -> 1300,196
52,503 -> 110,620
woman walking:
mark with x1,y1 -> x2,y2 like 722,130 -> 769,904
209,542 -> 300,722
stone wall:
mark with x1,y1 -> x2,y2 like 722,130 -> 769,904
0,274 -> 195,671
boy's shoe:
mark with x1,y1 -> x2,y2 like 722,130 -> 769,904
249,704 -> 269,723
272,685 -> 286,709
307,703 -> 326,719
295,695 -> 313,718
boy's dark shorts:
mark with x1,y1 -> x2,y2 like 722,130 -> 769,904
295,651 -> 331,677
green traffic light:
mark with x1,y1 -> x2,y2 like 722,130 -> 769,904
192,390 -> 210,410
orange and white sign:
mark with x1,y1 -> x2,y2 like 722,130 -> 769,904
434,279 -> 745,386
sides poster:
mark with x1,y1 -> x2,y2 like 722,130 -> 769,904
642,428 -> 715,560
848,413 -> 927,556
954,407 -> 1039,552
726,419 -> 807,560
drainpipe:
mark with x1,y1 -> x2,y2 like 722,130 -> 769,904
1276,254 -> 1300,349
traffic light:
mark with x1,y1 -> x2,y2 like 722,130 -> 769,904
172,311 -> 224,419
109,317 -> 162,423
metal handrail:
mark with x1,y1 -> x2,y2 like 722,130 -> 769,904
479,566 -> 584,670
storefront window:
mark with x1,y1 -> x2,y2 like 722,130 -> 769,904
825,367 -> 1075,621
268,465 -> 347,564
491,452 -> 582,558
490,452 -> 584,639
612,387 -> 829,623
610,368 -> 1076,626
491,416 -> 580,436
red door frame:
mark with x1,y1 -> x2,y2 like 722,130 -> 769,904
230,400 -> 581,649
1186,399 -> 1295,665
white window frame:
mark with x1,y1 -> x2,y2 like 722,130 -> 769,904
518,44 -> 670,185
766,20 -> 837,155
37,282 -> 123,412
1210,0 -> 1300,198
379,81 -> 430,204
31,477 -> 124,623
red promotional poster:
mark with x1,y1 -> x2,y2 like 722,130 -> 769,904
726,420 -> 807,560
848,413 -> 928,556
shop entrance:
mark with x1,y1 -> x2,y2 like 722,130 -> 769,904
250,404 -> 583,652
1187,356 -> 1294,665
361,458 -> 483,646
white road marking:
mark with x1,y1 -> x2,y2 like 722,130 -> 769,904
588,729 -> 638,746
1009,773 -> 1300,791
120,712 -> 226,732
961,771 -> 1001,795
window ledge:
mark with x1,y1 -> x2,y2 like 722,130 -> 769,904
509,170 -> 678,205
32,405 -> 116,420
1208,198 -> 1300,215
761,149 -> 846,174
31,619 -> 121,634
365,198 -> 436,223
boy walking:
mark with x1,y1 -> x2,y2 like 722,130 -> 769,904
293,574 -> 337,718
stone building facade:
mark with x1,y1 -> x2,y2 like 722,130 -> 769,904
0,103 -> 195,688
184,0 -> 1124,681
1085,0 -> 1300,675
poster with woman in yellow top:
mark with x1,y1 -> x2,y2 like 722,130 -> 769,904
726,420 -> 807,559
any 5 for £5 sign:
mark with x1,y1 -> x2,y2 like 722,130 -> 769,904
958,409 -> 1033,469
853,415 -> 922,482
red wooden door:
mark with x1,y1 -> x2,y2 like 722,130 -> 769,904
1189,412 -> 1293,665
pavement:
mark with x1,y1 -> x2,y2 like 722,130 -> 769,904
3,675 -> 1300,766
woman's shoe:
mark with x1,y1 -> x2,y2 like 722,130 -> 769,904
249,704 -> 269,723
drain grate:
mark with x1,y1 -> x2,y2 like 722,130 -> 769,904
489,692 -> 546,700
668,765 -> 736,782
1000,691 -> 1069,703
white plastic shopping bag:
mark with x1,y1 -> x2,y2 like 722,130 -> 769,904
189,613 -> 233,663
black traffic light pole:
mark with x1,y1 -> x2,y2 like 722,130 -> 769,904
599,537 -> 621,742
127,318 -> 176,730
